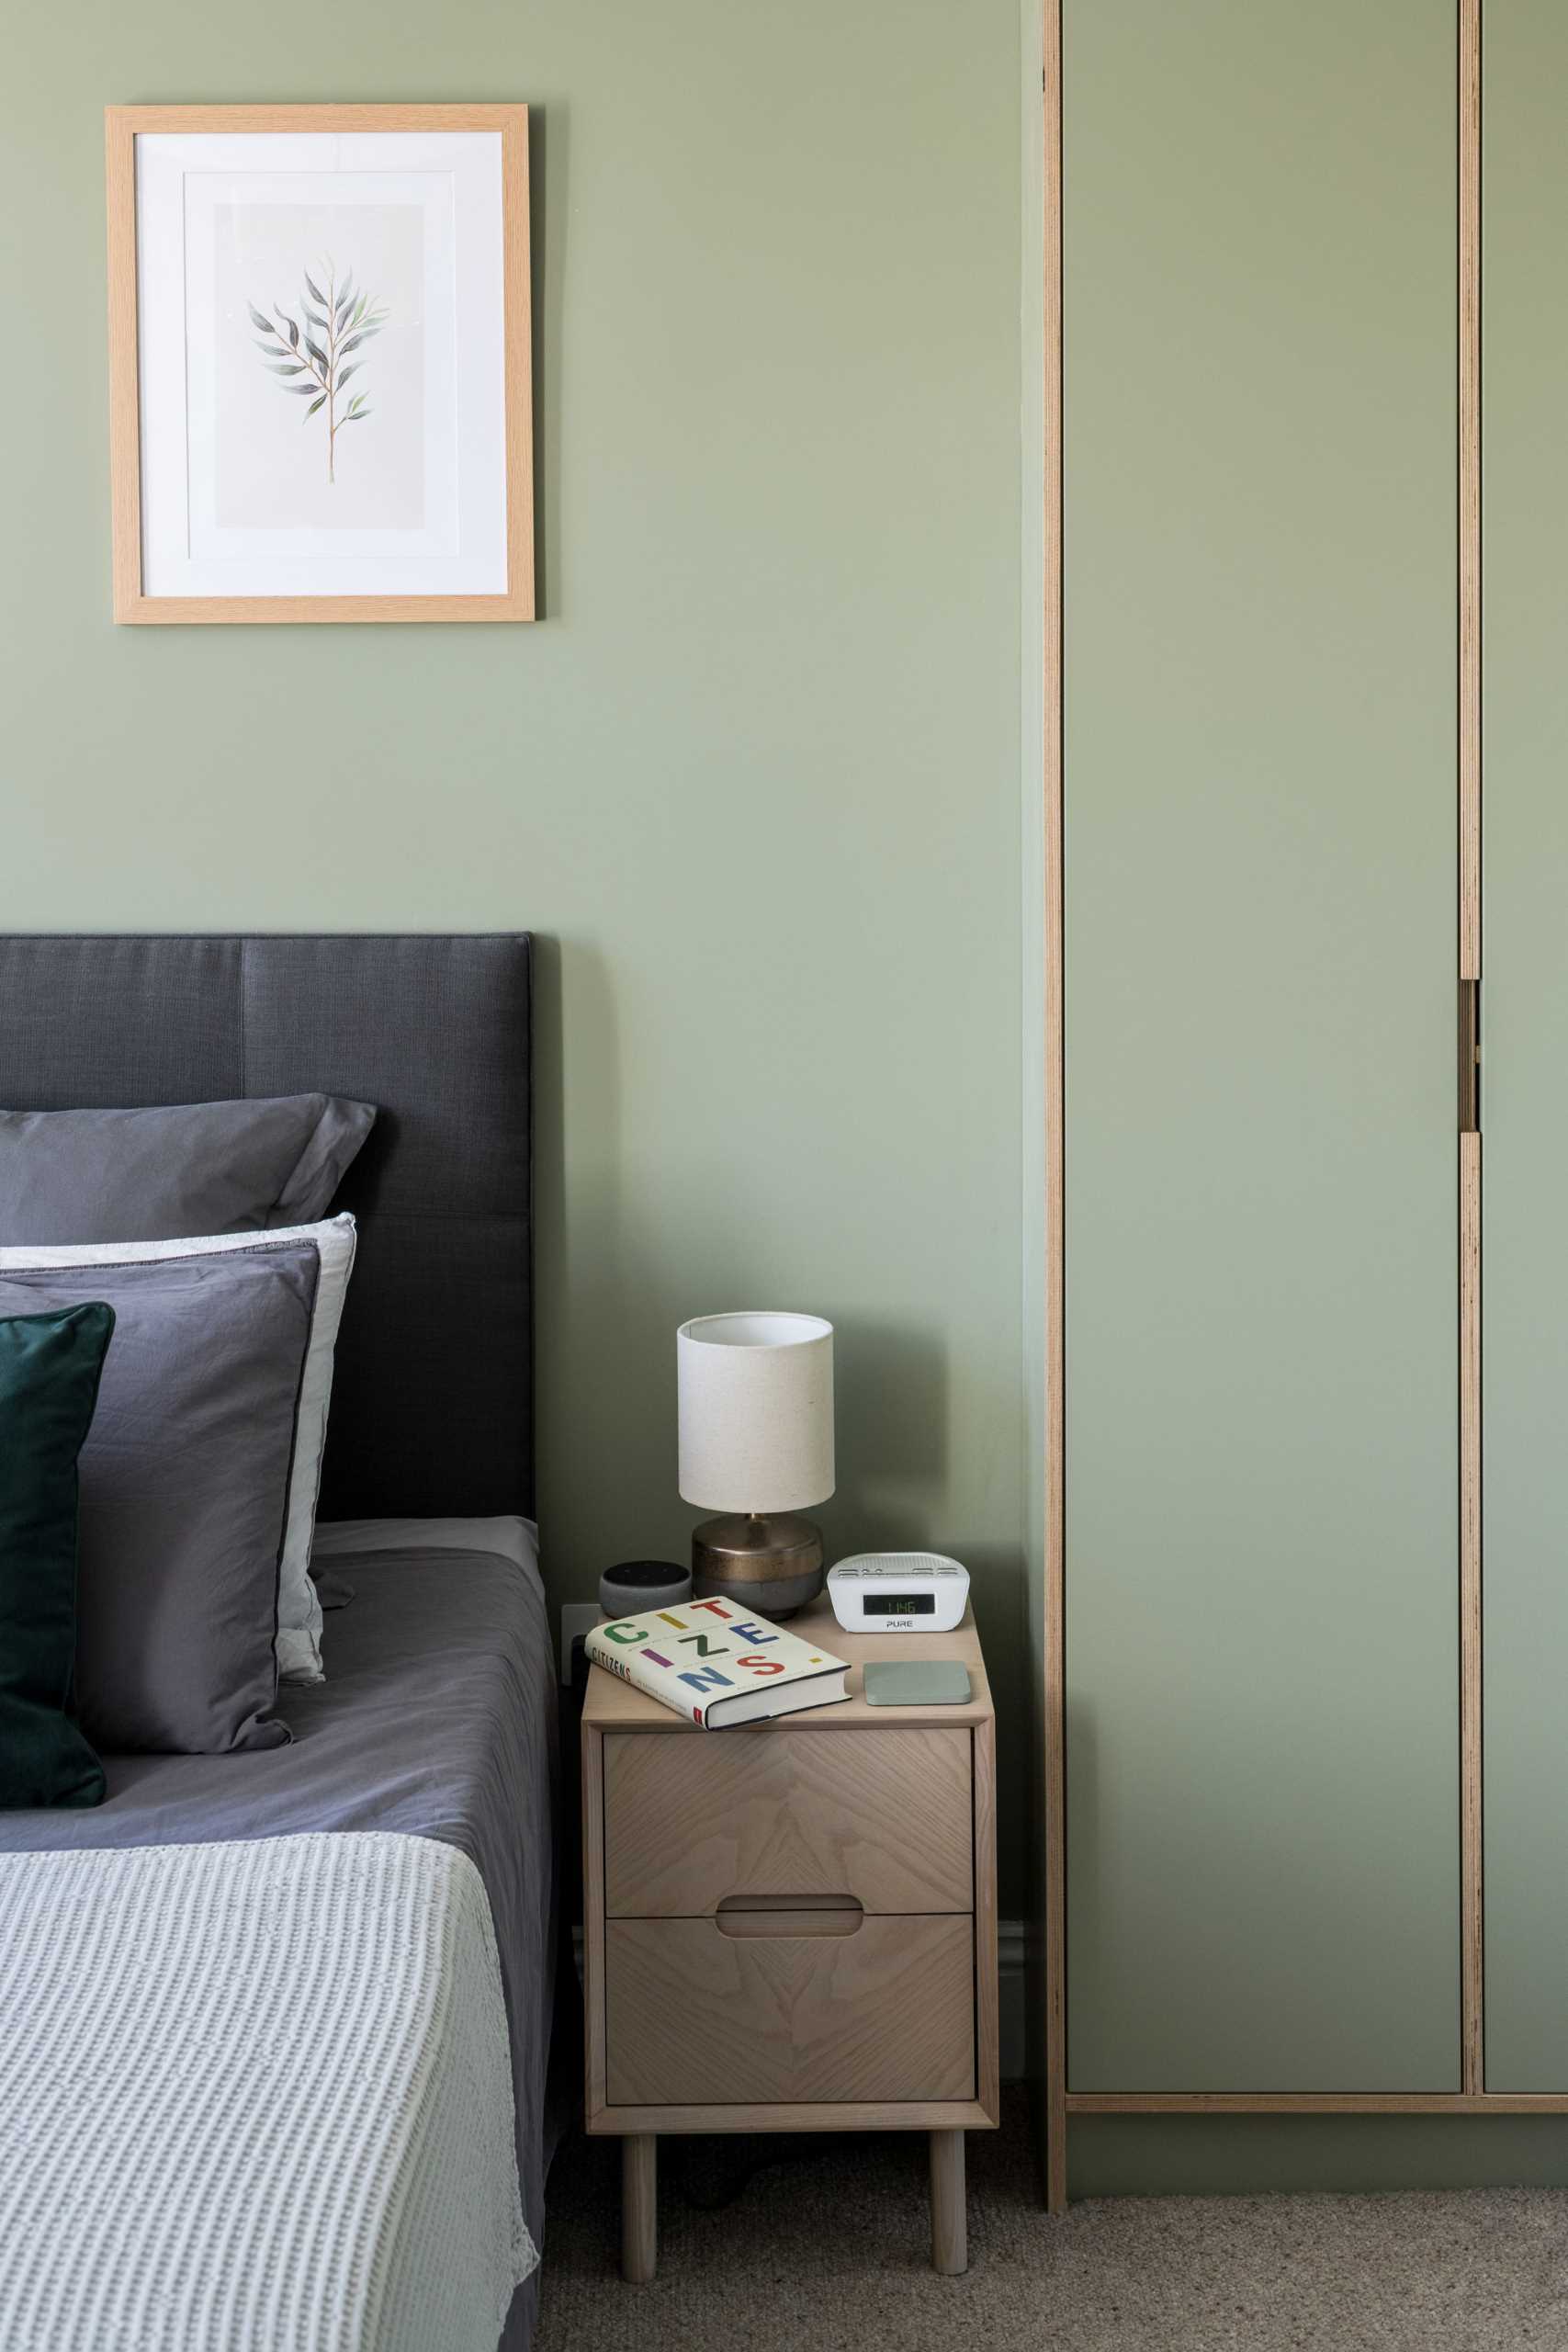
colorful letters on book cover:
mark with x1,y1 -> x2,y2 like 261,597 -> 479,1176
584,1599 -> 847,1726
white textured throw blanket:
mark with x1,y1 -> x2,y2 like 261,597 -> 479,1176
0,1832 -> 536,2352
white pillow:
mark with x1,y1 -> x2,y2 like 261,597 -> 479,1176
0,1214 -> 356,1684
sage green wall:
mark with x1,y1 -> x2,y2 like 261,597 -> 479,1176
3,4 -> 1031,1894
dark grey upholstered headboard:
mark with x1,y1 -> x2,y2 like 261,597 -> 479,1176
0,933 -> 533,1521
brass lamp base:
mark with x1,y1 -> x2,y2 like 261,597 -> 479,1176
691,1512 -> 824,1620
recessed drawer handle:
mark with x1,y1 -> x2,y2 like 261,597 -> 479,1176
716,1894 -> 864,1939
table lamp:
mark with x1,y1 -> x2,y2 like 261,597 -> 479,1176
677,1311 -> 835,1617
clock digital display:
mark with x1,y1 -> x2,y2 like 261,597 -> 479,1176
863,1591 -> 936,1617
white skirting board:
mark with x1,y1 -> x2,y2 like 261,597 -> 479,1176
572,1920 -> 1028,2086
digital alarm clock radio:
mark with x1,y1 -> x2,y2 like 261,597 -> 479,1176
826,1551 -> 970,1634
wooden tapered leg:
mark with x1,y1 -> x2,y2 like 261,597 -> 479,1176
929,2129 -> 966,2275
621,2134 -> 657,2283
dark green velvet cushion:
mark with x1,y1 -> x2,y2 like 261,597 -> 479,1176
0,1304 -> 115,1808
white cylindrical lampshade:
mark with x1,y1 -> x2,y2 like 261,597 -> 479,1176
677,1312 -> 835,1515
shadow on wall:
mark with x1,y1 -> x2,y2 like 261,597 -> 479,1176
829,1313 -> 949,1539
530,931 -> 662,1572
528,105 -> 567,623
829,1316 -> 1028,1889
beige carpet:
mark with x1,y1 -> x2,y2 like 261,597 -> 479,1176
534,2092 -> 1568,2350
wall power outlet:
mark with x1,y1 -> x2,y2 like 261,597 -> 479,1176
559,1600 -> 600,1686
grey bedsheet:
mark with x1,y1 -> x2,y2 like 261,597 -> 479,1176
0,1544 -> 561,2352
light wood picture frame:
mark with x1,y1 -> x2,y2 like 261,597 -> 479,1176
105,104 -> 534,624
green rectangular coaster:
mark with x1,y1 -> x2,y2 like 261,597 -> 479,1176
863,1659 -> 971,1707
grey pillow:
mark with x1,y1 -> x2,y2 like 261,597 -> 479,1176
0,1238 -> 321,1754
0,1094 -> 375,1246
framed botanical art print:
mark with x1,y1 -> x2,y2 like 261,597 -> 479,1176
105,105 -> 533,623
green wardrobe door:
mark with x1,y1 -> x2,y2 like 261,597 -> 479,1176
1481,0 -> 1568,2093
1064,0 -> 1458,2091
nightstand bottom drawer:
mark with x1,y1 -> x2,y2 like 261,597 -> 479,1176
605,1914 -> 976,2107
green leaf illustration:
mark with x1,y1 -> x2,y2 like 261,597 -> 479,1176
251,262 -> 388,484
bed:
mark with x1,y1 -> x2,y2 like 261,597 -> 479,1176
0,934 -> 558,2352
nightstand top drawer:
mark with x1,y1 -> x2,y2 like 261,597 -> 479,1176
604,1722 -> 974,1917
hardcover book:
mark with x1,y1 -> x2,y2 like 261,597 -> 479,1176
584,1598 -> 850,1728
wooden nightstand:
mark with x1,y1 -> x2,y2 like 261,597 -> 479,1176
581,1593 -> 998,2281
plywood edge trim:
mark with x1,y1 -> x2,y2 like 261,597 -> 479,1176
1066,2093 -> 1568,2116
1041,0 -> 1067,2222
1458,0 -> 1482,986
1461,1129 -> 1483,2093
1457,0 -> 1483,2098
